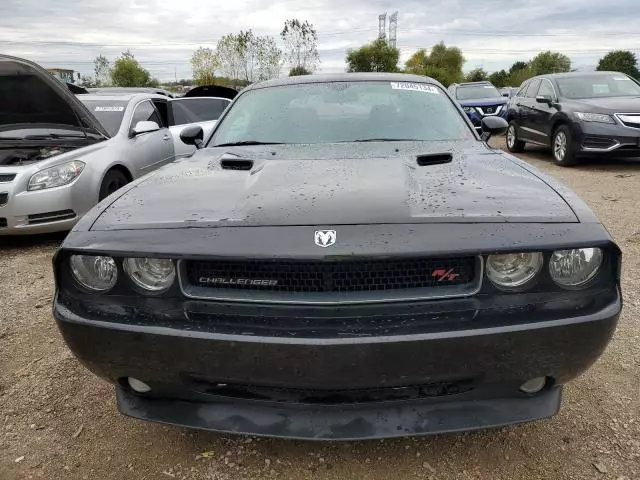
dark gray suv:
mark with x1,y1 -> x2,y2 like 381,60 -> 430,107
505,71 -> 640,166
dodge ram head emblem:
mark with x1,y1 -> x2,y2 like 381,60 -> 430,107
314,229 -> 336,247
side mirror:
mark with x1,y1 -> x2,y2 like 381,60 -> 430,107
536,95 -> 553,105
131,120 -> 160,137
480,116 -> 508,141
180,125 -> 204,149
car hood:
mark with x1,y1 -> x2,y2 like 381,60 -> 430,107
0,55 -> 110,138
458,97 -> 508,107
91,142 -> 578,231
565,96 -> 640,113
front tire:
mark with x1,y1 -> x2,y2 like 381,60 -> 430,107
99,169 -> 129,201
506,122 -> 525,153
552,125 -> 578,166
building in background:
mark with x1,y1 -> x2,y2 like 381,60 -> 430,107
47,68 -> 76,83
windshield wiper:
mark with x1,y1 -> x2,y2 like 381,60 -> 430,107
351,138 -> 418,142
214,141 -> 286,147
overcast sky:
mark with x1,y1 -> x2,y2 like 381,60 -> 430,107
1,0 -> 639,82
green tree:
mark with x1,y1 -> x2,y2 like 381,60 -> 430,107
404,42 -> 464,86
488,69 -> 508,87
93,55 -> 111,87
506,61 -> 534,87
509,61 -> 529,75
289,66 -> 311,76
281,19 -> 319,74
465,68 -> 488,82
597,50 -> 640,78
191,47 -> 219,86
346,38 -> 400,73
110,51 -> 151,87
530,51 -> 571,75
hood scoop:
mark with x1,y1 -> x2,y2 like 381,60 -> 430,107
416,153 -> 452,166
220,158 -> 254,171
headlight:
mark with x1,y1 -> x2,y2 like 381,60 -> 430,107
463,106 -> 474,113
549,248 -> 602,288
574,112 -> 615,124
124,257 -> 175,292
70,255 -> 118,292
486,252 -> 543,289
28,160 -> 85,191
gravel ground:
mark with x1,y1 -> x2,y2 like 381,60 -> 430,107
1,138 -> 639,480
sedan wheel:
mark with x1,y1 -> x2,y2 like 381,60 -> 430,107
99,169 -> 130,201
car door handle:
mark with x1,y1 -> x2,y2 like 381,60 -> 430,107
163,134 -> 171,141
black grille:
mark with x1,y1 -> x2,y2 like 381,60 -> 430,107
0,218 -> 6,228
185,257 -> 476,293
582,136 -> 615,149
191,378 -> 476,404
617,114 -> 640,128
0,193 -> 7,207
0,174 -> 16,183
27,209 -> 76,225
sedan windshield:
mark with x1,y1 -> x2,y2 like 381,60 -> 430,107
455,85 -> 501,100
78,99 -> 128,136
210,81 -> 472,146
556,74 -> 640,99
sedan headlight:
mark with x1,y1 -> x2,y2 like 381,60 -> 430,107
70,255 -> 118,292
486,252 -> 543,289
549,248 -> 602,288
123,257 -> 176,292
463,106 -> 474,113
28,160 -> 85,191
574,112 -> 615,124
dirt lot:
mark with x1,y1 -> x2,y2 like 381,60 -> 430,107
1,138 -> 639,480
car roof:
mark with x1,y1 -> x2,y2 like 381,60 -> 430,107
457,81 -> 493,87
77,93 -> 168,102
536,71 -> 627,81
244,72 -> 441,91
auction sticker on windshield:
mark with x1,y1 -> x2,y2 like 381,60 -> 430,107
95,106 -> 125,112
390,82 -> 439,94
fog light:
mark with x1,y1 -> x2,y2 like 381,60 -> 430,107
128,377 -> 151,393
519,377 -> 547,394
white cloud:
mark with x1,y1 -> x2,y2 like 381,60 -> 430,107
0,0 -> 639,81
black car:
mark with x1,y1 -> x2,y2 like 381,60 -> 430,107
53,73 -> 621,440
505,71 -> 640,166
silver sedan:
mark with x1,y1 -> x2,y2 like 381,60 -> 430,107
0,55 -> 210,235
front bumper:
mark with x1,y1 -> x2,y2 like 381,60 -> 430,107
572,120 -> 640,157
0,174 -> 88,235
54,286 -> 621,440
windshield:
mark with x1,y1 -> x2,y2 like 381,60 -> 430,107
171,98 -> 230,126
456,84 -> 501,100
556,74 -> 640,99
210,81 -> 471,146
79,99 -> 128,136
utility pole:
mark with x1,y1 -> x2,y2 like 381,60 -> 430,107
174,67 -> 177,84
388,11 -> 398,48
378,13 -> 387,41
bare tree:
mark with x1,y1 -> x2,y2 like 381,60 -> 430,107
93,55 -> 111,87
281,19 -> 319,75
217,31 -> 282,82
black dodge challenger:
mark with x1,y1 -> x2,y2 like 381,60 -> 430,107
53,73 -> 622,440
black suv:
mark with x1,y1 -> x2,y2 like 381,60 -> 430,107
505,71 -> 640,166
